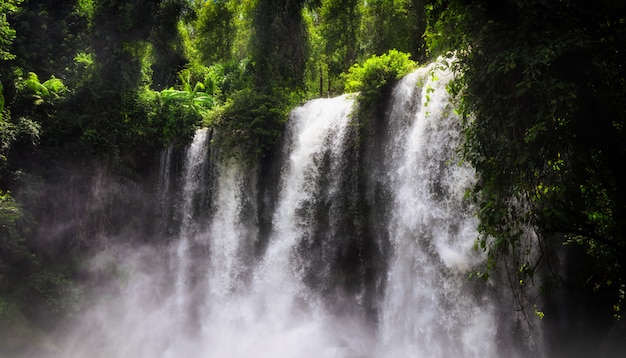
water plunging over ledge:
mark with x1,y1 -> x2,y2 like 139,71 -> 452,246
58,63 -> 543,357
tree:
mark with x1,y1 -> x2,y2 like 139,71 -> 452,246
427,0 -> 626,316
211,0 -> 310,160
251,0 -> 309,90
343,49 -> 417,115
149,0 -> 190,90
318,0 -> 361,93
188,0 -> 235,66
304,0 -> 427,97
360,0 -> 424,59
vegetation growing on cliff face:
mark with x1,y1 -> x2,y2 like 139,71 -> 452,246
1,0 -> 625,351
343,49 -> 417,117
426,0 -> 626,318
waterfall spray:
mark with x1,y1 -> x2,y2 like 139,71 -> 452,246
58,64 -> 542,358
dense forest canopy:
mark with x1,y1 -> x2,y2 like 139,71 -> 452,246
0,0 -> 625,352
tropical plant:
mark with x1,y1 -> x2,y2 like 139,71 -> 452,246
213,87 -> 292,161
18,72 -> 67,105
155,76 -> 215,145
343,49 -> 417,112
159,82 -> 215,115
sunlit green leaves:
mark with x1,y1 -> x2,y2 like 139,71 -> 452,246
342,49 -> 417,117
159,83 -> 215,114
343,50 -> 416,93
17,72 -> 67,105
74,52 -> 94,68
0,0 -> 23,61
153,79 -> 215,144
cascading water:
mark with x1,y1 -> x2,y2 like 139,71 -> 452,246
172,127 -> 210,327
57,63 -> 542,357
378,65 -> 500,357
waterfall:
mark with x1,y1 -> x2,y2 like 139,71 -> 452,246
378,64 -> 497,357
172,127 -> 210,326
58,64 -> 542,357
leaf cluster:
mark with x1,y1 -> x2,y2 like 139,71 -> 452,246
212,87 -> 292,161
152,78 -> 216,146
429,0 -> 626,317
0,0 -> 22,61
343,49 -> 417,114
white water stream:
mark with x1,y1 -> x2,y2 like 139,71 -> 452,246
58,64 -> 541,357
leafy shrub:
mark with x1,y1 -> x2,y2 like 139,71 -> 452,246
18,72 -> 67,105
213,87 -> 291,161
342,50 -> 417,111
155,81 -> 214,145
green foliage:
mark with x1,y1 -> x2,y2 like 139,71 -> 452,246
9,0 -> 89,83
188,0 -> 235,65
213,87 -> 292,160
251,0 -> 309,90
75,0 -> 95,20
74,52 -> 93,68
343,50 -> 416,92
17,72 -> 67,105
148,0 -> 189,89
160,86 -> 213,111
0,191 -> 25,251
360,0 -> 424,57
154,76 -> 215,145
302,0 -> 426,97
343,49 -> 417,111
211,59 -> 255,101
0,0 -> 22,61
428,0 -> 626,316
0,191 -> 29,325
173,60 -> 254,106
314,0 -> 362,94
160,78 -> 215,113
0,92 -> 40,178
